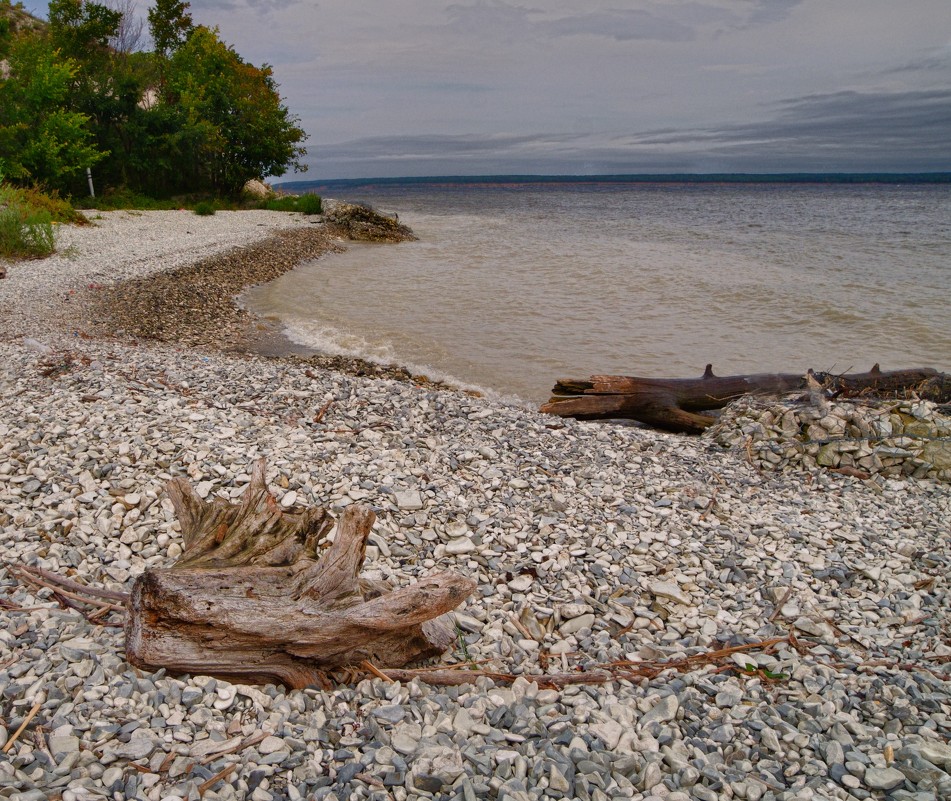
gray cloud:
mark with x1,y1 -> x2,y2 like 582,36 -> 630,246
879,49 -> 951,77
540,10 -> 695,42
310,86 -> 951,176
188,0 -> 304,14
444,1 -> 536,41
442,0 -> 807,45
626,88 -> 950,146
745,0 -> 806,26
443,1 -> 707,43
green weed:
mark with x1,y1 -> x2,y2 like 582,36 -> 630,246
263,192 -> 322,214
0,180 -> 59,259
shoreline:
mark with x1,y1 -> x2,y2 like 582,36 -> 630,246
1,210 -> 949,800
0,208 -> 469,391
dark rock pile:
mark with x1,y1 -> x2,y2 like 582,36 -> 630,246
323,202 -> 418,243
78,219 -> 459,391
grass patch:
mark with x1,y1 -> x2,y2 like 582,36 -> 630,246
262,193 -> 322,214
71,186 -> 326,215
0,181 -> 62,260
73,188 -> 182,211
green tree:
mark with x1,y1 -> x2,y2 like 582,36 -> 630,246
46,0 -> 122,140
147,0 -> 191,58
0,3 -> 12,59
47,0 -> 121,63
1,1 -> 46,58
46,0 -> 158,192
0,34 -> 105,188
1,0 -> 308,198
163,25 -> 306,194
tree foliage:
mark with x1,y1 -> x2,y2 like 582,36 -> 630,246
0,33 -> 105,187
147,0 -> 191,58
0,0 -> 307,197
47,0 -> 121,63
163,26 -> 306,194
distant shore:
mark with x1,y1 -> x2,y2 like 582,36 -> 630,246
279,171 -> 951,195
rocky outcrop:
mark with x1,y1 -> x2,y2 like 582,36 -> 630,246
242,179 -> 273,200
0,3 -> 46,37
323,201 -> 417,243
706,395 -> 951,482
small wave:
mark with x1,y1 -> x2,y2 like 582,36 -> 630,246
284,319 -> 396,363
819,309 -> 866,325
282,319 -> 522,406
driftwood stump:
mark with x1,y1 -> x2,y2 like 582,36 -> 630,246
541,364 -> 947,434
126,460 -> 475,688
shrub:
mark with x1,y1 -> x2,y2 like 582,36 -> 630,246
263,192 -> 321,214
15,186 -> 87,224
0,205 -> 56,259
0,180 -> 59,259
262,195 -> 295,212
74,188 -> 181,210
296,192 -> 322,214
193,201 -> 216,216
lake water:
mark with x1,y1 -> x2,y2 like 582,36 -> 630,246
243,182 -> 951,404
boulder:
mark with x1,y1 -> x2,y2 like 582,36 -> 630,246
242,179 -> 274,199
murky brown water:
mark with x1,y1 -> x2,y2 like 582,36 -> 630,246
244,183 -> 951,403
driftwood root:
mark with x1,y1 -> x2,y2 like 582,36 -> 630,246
126,460 -> 475,688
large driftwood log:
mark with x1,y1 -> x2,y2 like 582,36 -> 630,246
540,364 -> 946,434
126,460 -> 475,688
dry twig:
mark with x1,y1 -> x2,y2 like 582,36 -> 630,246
768,587 -> 794,623
360,636 -> 797,689
198,763 -> 238,796
15,564 -> 129,602
360,660 -> 394,683
313,399 -> 334,423
10,565 -> 127,626
2,699 -> 43,754
354,773 -> 386,788
699,488 -> 719,521
199,731 -> 269,765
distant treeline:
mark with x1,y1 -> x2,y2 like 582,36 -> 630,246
281,173 -> 951,193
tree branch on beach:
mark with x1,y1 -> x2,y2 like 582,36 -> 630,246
541,364 -> 949,433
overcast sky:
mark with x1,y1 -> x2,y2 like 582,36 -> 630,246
22,0 -> 951,178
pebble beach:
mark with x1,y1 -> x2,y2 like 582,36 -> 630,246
1,210 -> 949,801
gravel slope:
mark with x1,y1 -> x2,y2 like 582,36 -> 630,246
0,213 -> 949,801
0,209 -> 318,343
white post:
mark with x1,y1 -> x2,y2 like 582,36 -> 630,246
86,168 -> 95,198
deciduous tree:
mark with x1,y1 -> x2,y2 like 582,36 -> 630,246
0,34 -> 105,187
163,25 -> 306,194
147,0 -> 191,58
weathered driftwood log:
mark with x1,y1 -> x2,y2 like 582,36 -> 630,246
540,364 -> 945,434
126,460 -> 475,688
